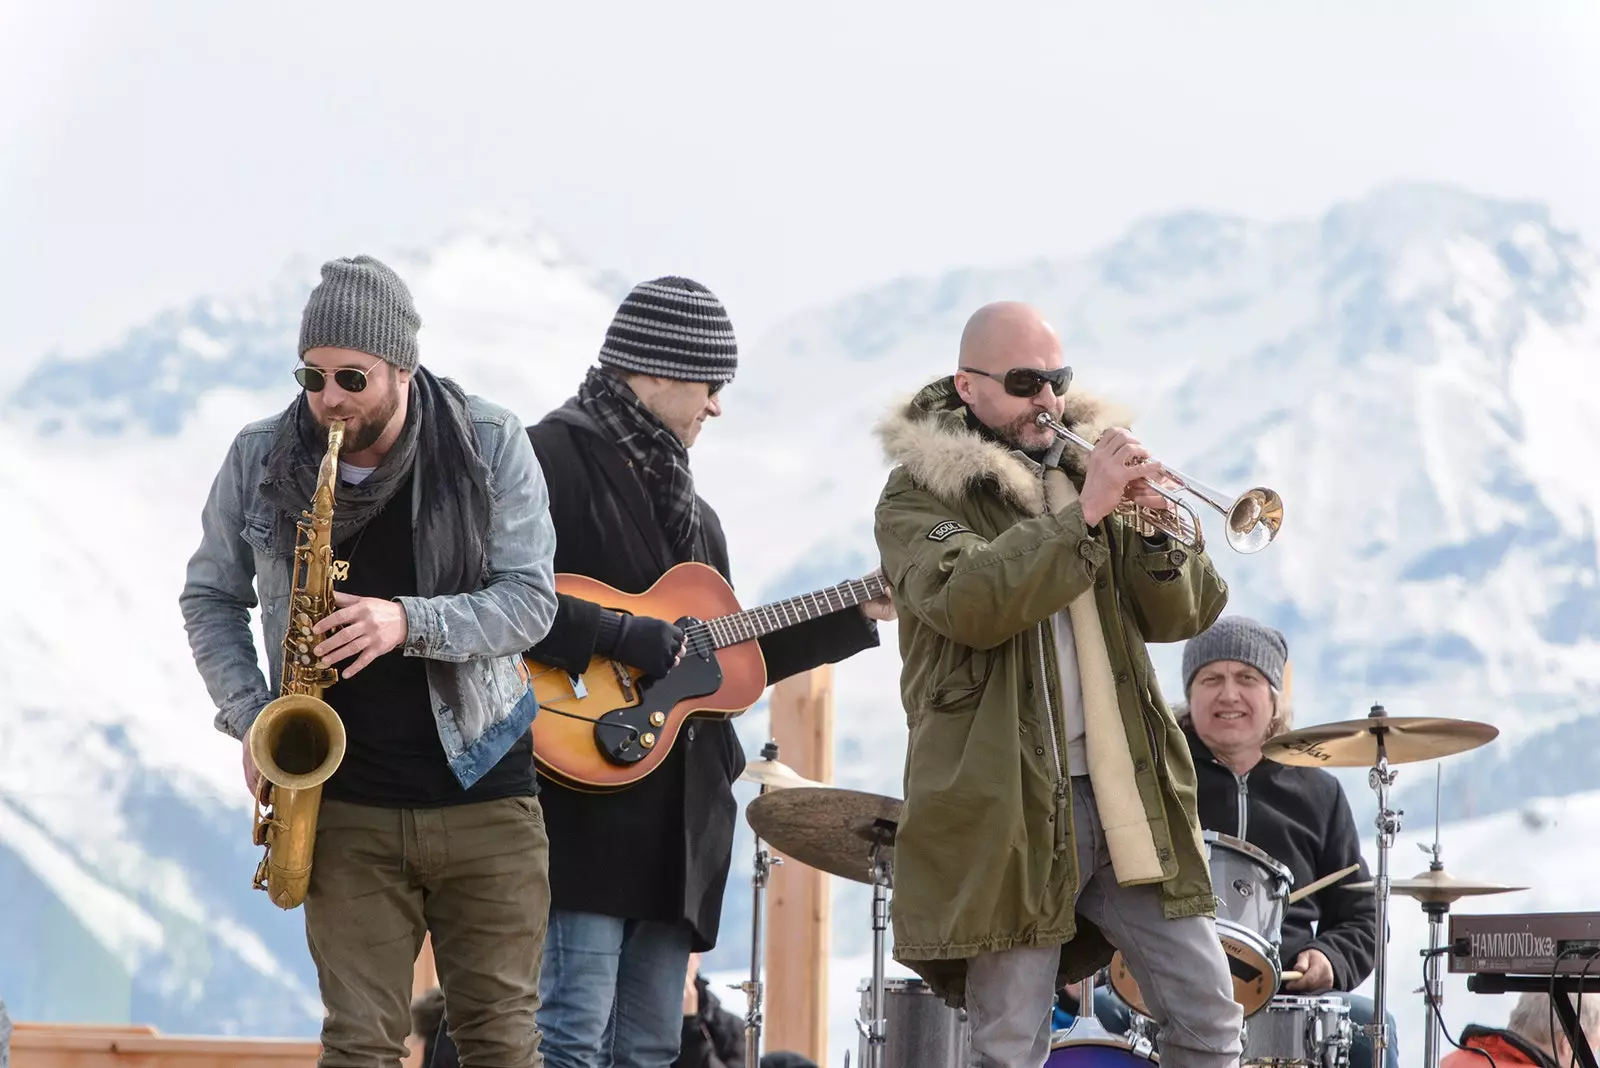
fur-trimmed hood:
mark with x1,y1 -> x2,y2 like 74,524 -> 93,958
874,375 -> 1132,515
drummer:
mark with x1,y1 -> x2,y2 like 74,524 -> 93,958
1175,616 -> 1396,1068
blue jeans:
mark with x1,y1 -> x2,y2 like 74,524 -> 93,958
1076,987 -> 1398,1068
1346,995 -> 1400,1068
536,910 -> 694,1068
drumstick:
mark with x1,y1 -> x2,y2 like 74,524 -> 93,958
1287,863 -> 1361,904
1281,970 -> 1304,981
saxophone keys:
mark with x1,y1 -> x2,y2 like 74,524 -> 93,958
330,560 -> 350,581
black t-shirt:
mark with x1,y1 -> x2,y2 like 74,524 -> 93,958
318,470 -> 534,808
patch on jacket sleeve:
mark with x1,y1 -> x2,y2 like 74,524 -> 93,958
926,520 -> 973,542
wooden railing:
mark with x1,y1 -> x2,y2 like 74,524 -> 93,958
10,1022 -> 321,1067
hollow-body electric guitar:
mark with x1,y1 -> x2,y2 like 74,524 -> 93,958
525,562 -> 888,791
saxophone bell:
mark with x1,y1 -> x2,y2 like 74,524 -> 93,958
250,694 -> 347,908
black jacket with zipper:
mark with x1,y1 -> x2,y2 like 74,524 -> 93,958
1186,726 -> 1378,992
524,404 -> 879,952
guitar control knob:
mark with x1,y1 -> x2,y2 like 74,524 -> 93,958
642,733 -> 657,748
650,712 -> 666,727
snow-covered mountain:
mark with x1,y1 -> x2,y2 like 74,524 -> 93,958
3,184 -> 1597,1055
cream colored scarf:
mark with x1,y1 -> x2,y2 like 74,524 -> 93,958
1043,468 -> 1166,885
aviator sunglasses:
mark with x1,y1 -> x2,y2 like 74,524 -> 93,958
960,365 -> 1073,397
294,356 -> 385,394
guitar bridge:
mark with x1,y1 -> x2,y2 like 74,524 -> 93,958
610,660 -> 636,702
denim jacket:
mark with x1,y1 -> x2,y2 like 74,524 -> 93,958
179,395 -> 559,788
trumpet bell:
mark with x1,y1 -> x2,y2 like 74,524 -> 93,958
249,693 -> 346,791
1225,488 -> 1284,554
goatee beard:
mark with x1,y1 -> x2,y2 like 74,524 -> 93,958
996,412 -> 1045,451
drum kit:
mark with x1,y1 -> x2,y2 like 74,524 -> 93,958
732,703 -> 1522,1068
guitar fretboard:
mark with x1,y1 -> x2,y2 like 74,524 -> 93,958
703,573 -> 889,649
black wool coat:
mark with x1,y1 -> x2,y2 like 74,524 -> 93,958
526,403 -> 880,950
1186,727 -> 1378,992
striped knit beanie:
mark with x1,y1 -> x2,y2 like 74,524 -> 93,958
298,255 -> 422,371
598,276 -> 738,384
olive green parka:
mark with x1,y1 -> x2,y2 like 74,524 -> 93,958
872,377 -> 1229,1007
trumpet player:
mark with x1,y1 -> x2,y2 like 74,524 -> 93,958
179,255 -> 560,1067
872,301 -> 1243,1068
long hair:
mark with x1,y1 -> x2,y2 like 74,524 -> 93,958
1176,687 -> 1294,740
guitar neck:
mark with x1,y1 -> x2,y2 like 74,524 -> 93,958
705,573 -> 888,649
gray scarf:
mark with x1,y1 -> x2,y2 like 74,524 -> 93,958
259,366 -> 491,597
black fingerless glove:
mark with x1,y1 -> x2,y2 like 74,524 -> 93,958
594,611 -> 683,678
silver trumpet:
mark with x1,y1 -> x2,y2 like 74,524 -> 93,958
1033,411 -> 1284,554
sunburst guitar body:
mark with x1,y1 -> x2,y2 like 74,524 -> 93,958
524,562 -> 886,792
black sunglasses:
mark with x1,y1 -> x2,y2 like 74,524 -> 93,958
960,365 -> 1073,397
294,357 -> 384,394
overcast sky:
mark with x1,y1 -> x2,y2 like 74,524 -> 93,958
3,0 -> 1597,373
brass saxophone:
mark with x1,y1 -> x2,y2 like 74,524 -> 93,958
248,418 -> 350,910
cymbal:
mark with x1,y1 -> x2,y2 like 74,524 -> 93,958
1344,867 -> 1528,905
1262,714 -> 1498,768
739,757 -> 823,791
746,786 -> 902,885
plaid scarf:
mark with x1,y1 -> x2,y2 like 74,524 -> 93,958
576,367 -> 704,564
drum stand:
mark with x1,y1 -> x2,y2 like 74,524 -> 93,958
1365,706 -> 1400,1068
738,742 -> 783,1068
856,819 -> 896,1068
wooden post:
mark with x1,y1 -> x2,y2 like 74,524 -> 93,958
763,665 -> 834,1064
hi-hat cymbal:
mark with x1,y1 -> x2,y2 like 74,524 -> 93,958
746,786 -> 902,885
1344,867 -> 1528,904
739,757 -> 823,791
1262,714 -> 1498,768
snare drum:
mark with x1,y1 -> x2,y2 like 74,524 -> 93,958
1241,995 -> 1352,1067
1107,832 -> 1294,1017
857,977 -> 970,1068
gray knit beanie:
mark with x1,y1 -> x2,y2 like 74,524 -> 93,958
1182,616 -> 1288,693
298,255 -> 422,371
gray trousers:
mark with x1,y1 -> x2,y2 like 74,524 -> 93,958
965,777 -> 1243,1068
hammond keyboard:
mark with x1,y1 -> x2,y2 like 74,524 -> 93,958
1449,912 -> 1600,975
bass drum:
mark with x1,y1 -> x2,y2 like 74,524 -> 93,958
1046,1035 -> 1158,1066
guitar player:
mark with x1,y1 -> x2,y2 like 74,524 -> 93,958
521,276 -> 894,1068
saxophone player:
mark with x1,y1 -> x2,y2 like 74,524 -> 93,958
180,255 -> 560,1067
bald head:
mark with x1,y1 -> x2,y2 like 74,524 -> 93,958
957,301 -> 1060,372
953,301 -> 1069,451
